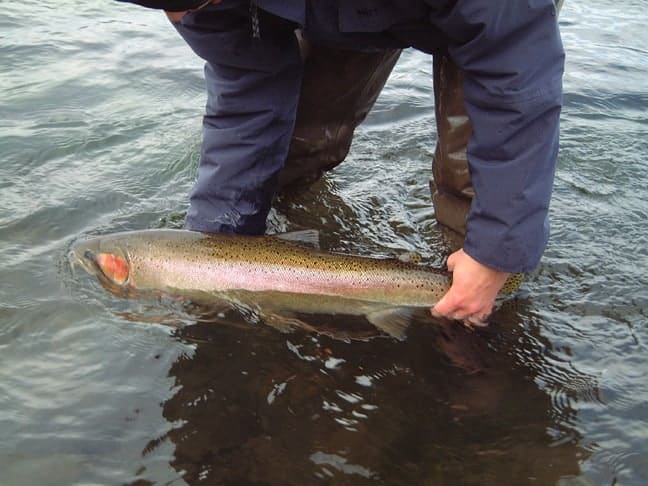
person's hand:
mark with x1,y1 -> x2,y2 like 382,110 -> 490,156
432,249 -> 509,327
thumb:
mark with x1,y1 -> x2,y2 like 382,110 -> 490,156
432,291 -> 455,318
431,297 -> 446,318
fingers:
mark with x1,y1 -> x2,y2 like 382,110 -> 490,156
431,302 -> 491,327
432,281 -> 494,321
462,313 -> 490,328
431,248 -> 508,328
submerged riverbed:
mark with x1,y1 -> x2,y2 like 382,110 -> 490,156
1,1 -> 647,484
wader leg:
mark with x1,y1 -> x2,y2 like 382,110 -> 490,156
278,38 -> 401,189
429,53 -> 473,239
430,0 -> 563,239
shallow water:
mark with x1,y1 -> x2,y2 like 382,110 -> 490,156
1,1 -> 647,484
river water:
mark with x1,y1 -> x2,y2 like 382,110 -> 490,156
1,1 -> 647,485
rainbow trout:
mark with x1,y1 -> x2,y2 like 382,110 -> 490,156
69,229 -> 452,338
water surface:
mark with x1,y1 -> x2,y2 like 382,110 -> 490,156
1,1 -> 647,484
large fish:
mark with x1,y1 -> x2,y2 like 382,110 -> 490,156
69,229 -> 452,338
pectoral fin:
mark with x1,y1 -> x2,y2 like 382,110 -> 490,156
366,307 -> 415,341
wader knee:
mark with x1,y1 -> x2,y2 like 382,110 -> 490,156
278,36 -> 401,189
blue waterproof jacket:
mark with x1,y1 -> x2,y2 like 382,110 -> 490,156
172,0 -> 565,273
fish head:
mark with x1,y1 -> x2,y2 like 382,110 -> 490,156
69,234 -> 132,292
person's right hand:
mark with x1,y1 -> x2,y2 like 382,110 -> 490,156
431,249 -> 509,327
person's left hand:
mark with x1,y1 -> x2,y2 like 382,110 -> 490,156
432,249 -> 509,327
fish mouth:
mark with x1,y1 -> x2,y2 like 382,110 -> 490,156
68,245 -> 100,278
68,245 -> 115,284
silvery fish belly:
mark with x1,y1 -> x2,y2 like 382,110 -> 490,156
69,229 -> 451,338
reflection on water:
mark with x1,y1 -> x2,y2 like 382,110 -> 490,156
124,299 -> 594,485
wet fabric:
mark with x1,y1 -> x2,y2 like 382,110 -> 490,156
279,41 -> 400,189
430,53 -> 473,236
173,0 -> 564,273
174,5 -> 303,234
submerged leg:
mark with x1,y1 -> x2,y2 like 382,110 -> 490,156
278,38 -> 401,189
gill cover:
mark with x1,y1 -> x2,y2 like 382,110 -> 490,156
96,253 -> 129,285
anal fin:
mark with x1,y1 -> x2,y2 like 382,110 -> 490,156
262,311 -> 318,334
